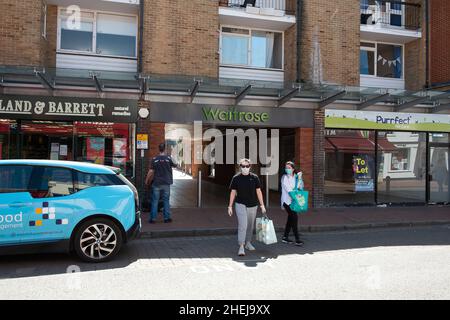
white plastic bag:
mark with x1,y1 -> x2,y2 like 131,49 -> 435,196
255,217 -> 278,245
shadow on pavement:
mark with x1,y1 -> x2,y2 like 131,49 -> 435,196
1,225 -> 450,279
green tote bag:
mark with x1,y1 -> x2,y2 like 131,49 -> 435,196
288,175 -> 309,213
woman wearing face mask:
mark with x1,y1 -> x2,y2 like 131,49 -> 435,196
281,161 -> 304,246
228,158 -> 267,256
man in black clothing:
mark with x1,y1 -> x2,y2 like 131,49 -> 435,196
145,143 -> 176,223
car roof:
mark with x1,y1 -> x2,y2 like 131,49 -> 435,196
0,160 -> 118,174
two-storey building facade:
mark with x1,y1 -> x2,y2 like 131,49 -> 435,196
0,0 -> 449,209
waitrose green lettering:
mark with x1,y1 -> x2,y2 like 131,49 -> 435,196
202,107 -> 269,123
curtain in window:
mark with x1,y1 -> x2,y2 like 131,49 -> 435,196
393,46 -> 402,78
265,32 -> 274,68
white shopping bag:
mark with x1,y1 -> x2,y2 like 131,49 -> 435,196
255,217 -> 278,245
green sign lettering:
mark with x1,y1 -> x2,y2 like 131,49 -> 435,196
202,107 -> 270,123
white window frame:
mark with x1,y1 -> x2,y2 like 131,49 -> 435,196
41,1 -> 47,39
360,40 -> 404,80
385,2 -> 406,28
57,7 -> 138,59
219,25 -> 285,71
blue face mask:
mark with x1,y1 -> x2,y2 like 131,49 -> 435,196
285,168 -> 293,175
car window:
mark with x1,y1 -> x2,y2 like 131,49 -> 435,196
29,166 -> 75,198
0,165 -> 33,193
76,172 -> 124,190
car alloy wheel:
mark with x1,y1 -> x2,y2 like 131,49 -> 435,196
79,223 -> 117,260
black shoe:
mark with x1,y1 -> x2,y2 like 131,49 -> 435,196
164,218 -> 173,223
282,237 -> 294,244
295,240 -> 304,246
148,220 -> 155,224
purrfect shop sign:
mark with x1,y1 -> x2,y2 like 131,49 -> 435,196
0,95 -> 138,123
325,109 -> 450,133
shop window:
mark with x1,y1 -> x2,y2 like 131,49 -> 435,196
21,121 -> 73,161
429,133 -> 450,204
377,131 -> 426,204
0,119 -> 18,159
324,130 -> 376,206
221,27 -> 283,69
74,122 -> 135,177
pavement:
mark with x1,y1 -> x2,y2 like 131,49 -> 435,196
140,205 -> 450,238
1,225 -> 450,299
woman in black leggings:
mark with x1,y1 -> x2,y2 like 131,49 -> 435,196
280,161 -> 304,246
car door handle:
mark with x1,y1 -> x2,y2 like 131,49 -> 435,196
8,202 -> 32,208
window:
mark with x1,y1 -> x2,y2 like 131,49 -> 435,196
324,130 -> 376,206
377,132 -> 426,204
377,44 -> 402,78
360,50 -> 375,75
0,166 -> 33,193
74,122 -> 135,177
41,1 -> 47,39
390,148 -> 410,171
221,28 -> 249,65
221,27 -> 283,69
96,14 -> 137,57
60,11 -> 94,52
29,166 -> 75,198
360,42 -> 403,79
76,172 -> 124,191
59,9 -> 137,58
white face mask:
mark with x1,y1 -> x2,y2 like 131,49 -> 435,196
241,167 -> 250,175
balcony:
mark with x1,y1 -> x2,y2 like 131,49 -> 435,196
360,1 -> 422,44
219,0 -> 296,31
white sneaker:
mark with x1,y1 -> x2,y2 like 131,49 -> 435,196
238,246 -> 245,256
245,242 -> 256,251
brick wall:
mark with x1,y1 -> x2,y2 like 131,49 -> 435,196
142,0 -> 219,78
312,110 -> 325,207
404,0 -> 426,90
0,0 -> 56,67
429,0 -> 450,85
284,24 -> 298,84
299,0 -> 360,85
295,127 -> 314,207
405,38 -> 426,90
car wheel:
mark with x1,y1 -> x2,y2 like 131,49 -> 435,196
73,218 -> 123,263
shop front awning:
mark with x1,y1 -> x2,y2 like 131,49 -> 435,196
374,137 -> 397,152
326,136 -> 376,154
1,65 -> 450,113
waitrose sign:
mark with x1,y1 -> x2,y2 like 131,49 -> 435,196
325,109 -> 450,133
202,107 -> 269,123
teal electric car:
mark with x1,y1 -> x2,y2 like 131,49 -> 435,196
0,160 -> 141,262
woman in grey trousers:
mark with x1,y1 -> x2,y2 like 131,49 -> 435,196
228,158 -> 267,256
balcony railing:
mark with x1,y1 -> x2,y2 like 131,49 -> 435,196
360,1 -> 421,31
220,0 -> 296,16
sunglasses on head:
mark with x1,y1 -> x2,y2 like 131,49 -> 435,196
240,164 -> 250,168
